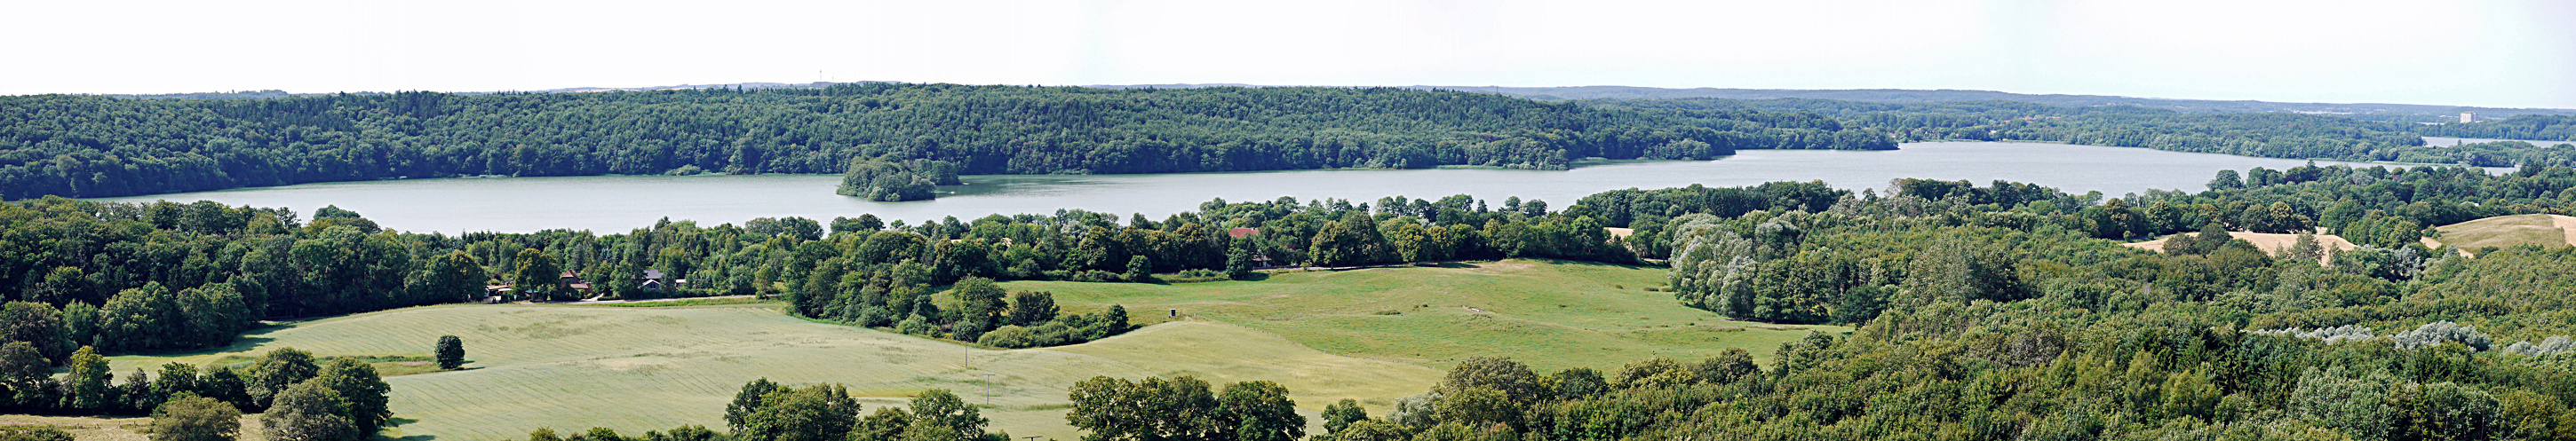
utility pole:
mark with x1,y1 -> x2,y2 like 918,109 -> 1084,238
977,374 -> 997,408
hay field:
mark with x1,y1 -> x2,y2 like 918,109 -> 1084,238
2427,214 -> 2576,250
1010,259 -> 1837,373
105,304 -> 1439,441
2122,232 -> 2357,263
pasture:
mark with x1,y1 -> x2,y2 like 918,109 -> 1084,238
91,259 -> 1819,440
1012,259 -> 1838,372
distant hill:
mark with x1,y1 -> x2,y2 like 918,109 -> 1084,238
1396,85 -> 2576,121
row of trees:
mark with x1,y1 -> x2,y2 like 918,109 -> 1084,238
2,84 -> 1911,199
0,345 -> 391,441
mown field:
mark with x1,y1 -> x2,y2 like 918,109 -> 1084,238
1013,259 -> 1839,372
2428,213 -> 2576,250
89,260 -> 1822,440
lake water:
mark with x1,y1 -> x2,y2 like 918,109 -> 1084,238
96,141 -> 2497,233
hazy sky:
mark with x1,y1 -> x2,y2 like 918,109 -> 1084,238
7,0 -> 2572,108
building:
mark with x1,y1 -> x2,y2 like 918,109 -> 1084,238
639,269 -> 670,291
2462,112 -> 2477,123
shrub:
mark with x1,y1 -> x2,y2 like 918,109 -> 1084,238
977,326 -> 1035,349
1070,271 -> 1125,283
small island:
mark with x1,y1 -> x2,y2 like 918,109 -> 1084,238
836,155 -> 963,201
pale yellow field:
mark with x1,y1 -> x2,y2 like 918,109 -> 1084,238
2426,214 -> 2576,250
2123,231 -> 2357,263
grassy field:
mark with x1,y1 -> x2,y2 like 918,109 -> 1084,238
1011,259 -> 1840,373
2429,214 -> 2576,250
102,303 -> 1439,441
83,259 -> 1825,440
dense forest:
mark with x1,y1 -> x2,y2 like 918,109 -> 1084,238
0,84 -> 1907,200
1585,98 -> 2576,168
494,165 -> 2576,441
837,156 -> 962,201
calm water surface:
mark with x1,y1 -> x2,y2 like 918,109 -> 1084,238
98,142 -> 2495,233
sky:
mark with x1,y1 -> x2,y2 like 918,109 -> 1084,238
6,0 -> 2573,108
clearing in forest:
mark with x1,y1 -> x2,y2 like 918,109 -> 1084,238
2122,231 -> 2357,262
2426,214 -> 2576,250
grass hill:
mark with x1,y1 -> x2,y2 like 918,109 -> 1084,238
92,259 -> 1806,440
2426,214 -> 2576,250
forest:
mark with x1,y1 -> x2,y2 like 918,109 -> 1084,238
0,84 -> 1903,200
1583,98 -> 2576,169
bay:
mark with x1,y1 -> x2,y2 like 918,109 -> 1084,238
94,142 -> 2497,233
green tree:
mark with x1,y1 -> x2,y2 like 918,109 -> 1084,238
310,358 -> 393,435
740,383 -> 862,441
0,343 -> 49,406
261,380 -> 355,441
513,248 -> 568,301
1439,358 -> 1539,404
726,378 -> 783,435
1125,256 -> 1153,282
1322,399 -> 1368,435
0,302 -> 70,362
249,348 -> 321,408
907,389 -> 987,437
1006,291 -> 1058,326
435,335 -> 466,369
148,362 -> 203,411
424,250 -> 489,303
150,393 -> 242,441
66,346 -> 113,410
948,278 -> 1008,342
1219,381 -> 1303,441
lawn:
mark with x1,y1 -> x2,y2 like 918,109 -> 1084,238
1008,258 -> 1842,373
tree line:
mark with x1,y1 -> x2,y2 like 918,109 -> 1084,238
1,84 -> 1912,200
0,344 -> 393,441
1583,97 -> 2576,169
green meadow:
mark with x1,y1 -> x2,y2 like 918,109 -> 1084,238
98,259 -> 1829,440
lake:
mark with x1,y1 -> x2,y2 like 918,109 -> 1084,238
95,141 -> 2497,233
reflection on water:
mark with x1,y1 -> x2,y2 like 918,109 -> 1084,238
94,142 -> 2499,233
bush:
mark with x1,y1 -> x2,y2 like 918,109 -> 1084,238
1070,271 -> 1125,283
895,315 -> 937,336
152,393 -> 242,441
977,326 -> 1036,349
1162,269 -> 1230,283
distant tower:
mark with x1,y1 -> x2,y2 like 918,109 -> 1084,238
2461,112 -> 2477,123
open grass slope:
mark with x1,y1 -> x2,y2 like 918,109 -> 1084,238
1010,259 -> 1840,374
105,304 -> 1439,441
2428,214 -> 2576,250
